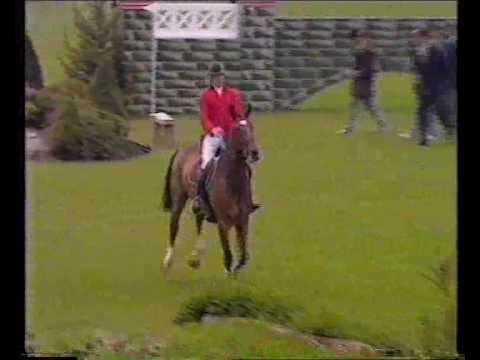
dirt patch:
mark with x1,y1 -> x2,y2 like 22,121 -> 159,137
200,314 -> 385,357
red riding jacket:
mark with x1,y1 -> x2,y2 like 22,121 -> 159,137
200,86 -> 247,137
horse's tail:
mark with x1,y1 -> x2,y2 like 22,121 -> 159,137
162,150 -> 178,212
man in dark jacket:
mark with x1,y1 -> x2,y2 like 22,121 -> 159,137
413,30 -> 455,146
344,30 -> 388,136
443,31 -> 457,129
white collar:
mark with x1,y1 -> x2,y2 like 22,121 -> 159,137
214,86 -> 223,95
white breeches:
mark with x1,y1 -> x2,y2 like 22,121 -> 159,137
201,135 -> 226,169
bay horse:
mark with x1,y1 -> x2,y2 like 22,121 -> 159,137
161,108 -> 261,276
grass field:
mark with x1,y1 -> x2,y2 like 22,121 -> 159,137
277,1 -> 457,17
27,73 -> 457,359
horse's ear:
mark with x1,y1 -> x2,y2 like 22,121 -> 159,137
245,103 -> 252,119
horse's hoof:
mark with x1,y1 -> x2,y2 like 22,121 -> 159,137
224,269 -> 233,278
233,262 -> 248,275
187,257 -> 201,269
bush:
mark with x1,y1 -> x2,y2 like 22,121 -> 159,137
175,294 -> 294,325
25,101 -> 45,129
46,79 -> 91,100
50,98 -> 137,161
25,32 -> 44,89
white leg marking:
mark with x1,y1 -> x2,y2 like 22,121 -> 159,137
163,246 -> 174,269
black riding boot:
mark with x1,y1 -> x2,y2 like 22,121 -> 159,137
196,166 -> 216,223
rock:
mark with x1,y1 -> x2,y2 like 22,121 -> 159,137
243,39 -> 274,49
275,39 -> 305,49
243,17 -> 268,28
156,71 -> 179,80
315,336 -> 379,357
157,40 -> 190,52
251,49 -> 274,60
162,62 -> 198,71
123,41 -> 145,51
183,51 -> 216,62
288,68 -> 319,79
215,51 -> 240,61
216,40 -> 242,51
300,30 -> 333,40
156,51 -> 183,62
282,21 -> 307,31
25,84 -> 38,101
335,19 -> 367,30
190,42 -> 217,52
276,30 -> 299,40
306,20 -> 336,31
276,57 -> 305,68
304,39 -> 336,48
133,30 -> 151,41
367,20 -> 398,30
201,314 -> 224,324
177,71 -> 207,80
274,79 -> 303,89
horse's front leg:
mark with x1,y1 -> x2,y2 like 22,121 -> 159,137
233,219 -> 250,274
218,224 -> 233,275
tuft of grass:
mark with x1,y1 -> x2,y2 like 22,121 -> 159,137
174,294 -> 295,325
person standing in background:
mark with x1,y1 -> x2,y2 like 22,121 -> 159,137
413,30 -> 455,147
344,30 -> 389,136
443,30 -> 457,132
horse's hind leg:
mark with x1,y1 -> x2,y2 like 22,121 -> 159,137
163,193 -> 187,272
233,220 -> 250,274
187,212 -> 205,269
218,224 -> 233,275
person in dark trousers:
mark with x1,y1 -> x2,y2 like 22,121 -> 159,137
443,31 -> 457,129
413,30 -> 455,147
409,29 -> 441,141
344,30 -> 388,136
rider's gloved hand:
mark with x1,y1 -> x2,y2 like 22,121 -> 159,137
211,127 -> 224,137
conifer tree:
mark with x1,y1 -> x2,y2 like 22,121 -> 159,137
60,2 -> 126,89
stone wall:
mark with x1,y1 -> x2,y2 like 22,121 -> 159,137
122,8 -> 456,115
274,17 -> 457,110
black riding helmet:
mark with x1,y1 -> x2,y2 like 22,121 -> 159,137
209,63 -> 225,78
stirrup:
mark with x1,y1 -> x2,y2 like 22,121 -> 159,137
251,203 -> 262,213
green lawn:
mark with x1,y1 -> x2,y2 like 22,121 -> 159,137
27,73 -> 456,359
277,1 -> 457,18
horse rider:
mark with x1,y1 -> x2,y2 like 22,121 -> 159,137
194,63 -> 258,222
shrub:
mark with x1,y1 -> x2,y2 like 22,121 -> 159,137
46,79 -> 91,100
25,101 -> 45,129
50,98 -> 136,161
175,294 -> 294,325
